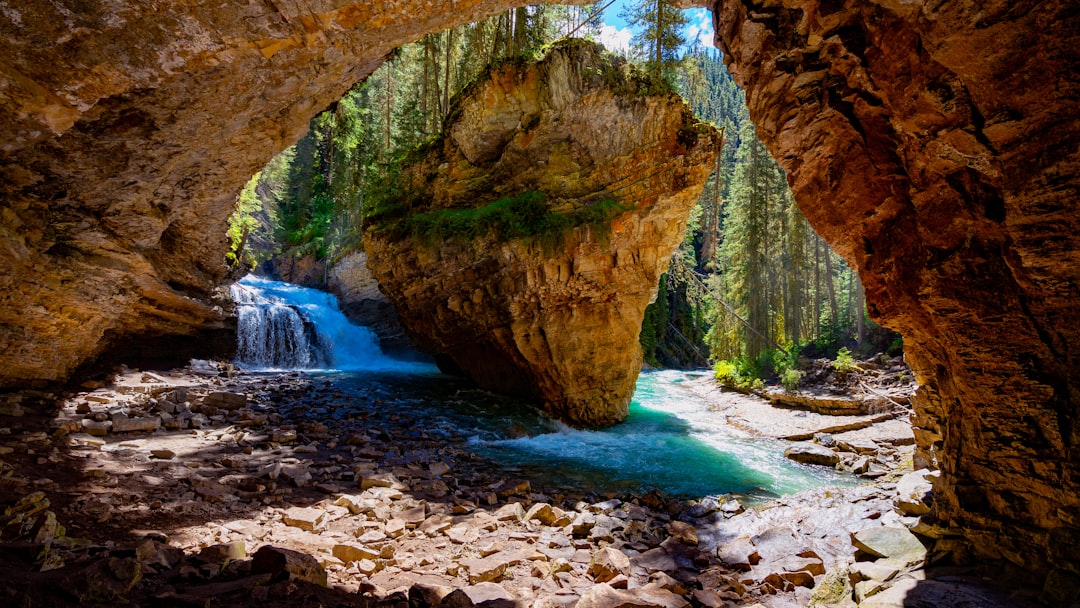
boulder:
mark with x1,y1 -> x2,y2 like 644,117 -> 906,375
251,545 -> 327,587
587,547 -> 631,583
575,583 -> 689,608
851,527 -> 927,566
783,442 -> 840,467
442,582 -> 517,608
894,470 -> 937,516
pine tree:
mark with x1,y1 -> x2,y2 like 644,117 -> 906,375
620,0 -> 688,82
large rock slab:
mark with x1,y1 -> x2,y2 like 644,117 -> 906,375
783,442 -> 839,467
363,40 -> 719,426
851,527 -> 927,566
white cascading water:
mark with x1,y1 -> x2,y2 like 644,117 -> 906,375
230,274 -> 426,372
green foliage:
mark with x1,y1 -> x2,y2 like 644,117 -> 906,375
619,0 -> 689,83
831,347 -> 858,376
780,368 -> 804,392
374,191 -> 633,249
713,357 -> 765,392
640,273 -> 670,366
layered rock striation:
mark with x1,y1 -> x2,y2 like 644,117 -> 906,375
708,0 -> 1080,585
362,40 -> 719,426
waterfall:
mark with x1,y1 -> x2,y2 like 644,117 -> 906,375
230,275 -> 415,371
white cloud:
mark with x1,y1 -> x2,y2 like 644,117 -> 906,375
596,23 -> 633,54
685,9 -> 716,49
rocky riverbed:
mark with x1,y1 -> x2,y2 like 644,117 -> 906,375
0,364 -> 1037,607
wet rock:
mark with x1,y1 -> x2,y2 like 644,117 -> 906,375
251,545 -> 327,587
587,547 -> 631,583
851,527 -> 927,566
783,442 -> 839,467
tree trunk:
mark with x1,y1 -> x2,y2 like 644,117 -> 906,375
856,272 -> 866,344
512,7 -> 528,56
824,245 -> 839,331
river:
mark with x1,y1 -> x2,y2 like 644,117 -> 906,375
231,275 -> 852,502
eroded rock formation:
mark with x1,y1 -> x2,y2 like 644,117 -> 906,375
709,0 -> 1079,586
362,41 -> 719,426
0,0 -> 1077,589
0,0 -> 556,387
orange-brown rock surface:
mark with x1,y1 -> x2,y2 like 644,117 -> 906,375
0,0 -> 559,387
708,0 -> 1080,585
362,41 -> 719,426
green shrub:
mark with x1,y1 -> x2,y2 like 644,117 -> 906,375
780,368 -> 804,392
374,191 -> 634,248
831,347 -> 858,376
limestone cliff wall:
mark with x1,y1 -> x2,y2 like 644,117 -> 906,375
0,0 -> 560,386
707,0 -> 1079,583
362,41 -> 719,426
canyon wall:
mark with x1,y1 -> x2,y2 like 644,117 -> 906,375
0,0 -> 564,386
0,0 -> 1077,588
707,0 -> 1079,585
363,41 -> 719,426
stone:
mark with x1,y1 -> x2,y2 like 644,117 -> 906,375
575,583 -> 689,608
203,391 -> 247,410
894,469 -> 937,516
282,507 -> 325,532
363,40 -> 720,427
150,449 -> 175,460
525,503 -> 557,525
135,539 -> 184,569
81,419 -> 112,436
199,541 -> 246,563
495,502 -> 526,522
783,442 -> 839,467
110,413 -> 161,433
587,547 -> 631,583
429,461 -> 451,476
717,536 -> 760,571
631,548 -> 677,573
251,545 -> 327,587
333,543 -> 380,563
668,521 -> 699,546
460,557 -> 510,584
849,561 -> 899,585
851,527 -> 927,566
442,582 -> 517,608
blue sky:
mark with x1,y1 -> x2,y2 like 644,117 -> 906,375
595,1 -> 715,54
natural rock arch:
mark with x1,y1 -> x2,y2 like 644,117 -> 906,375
0,0 -> 1077,588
